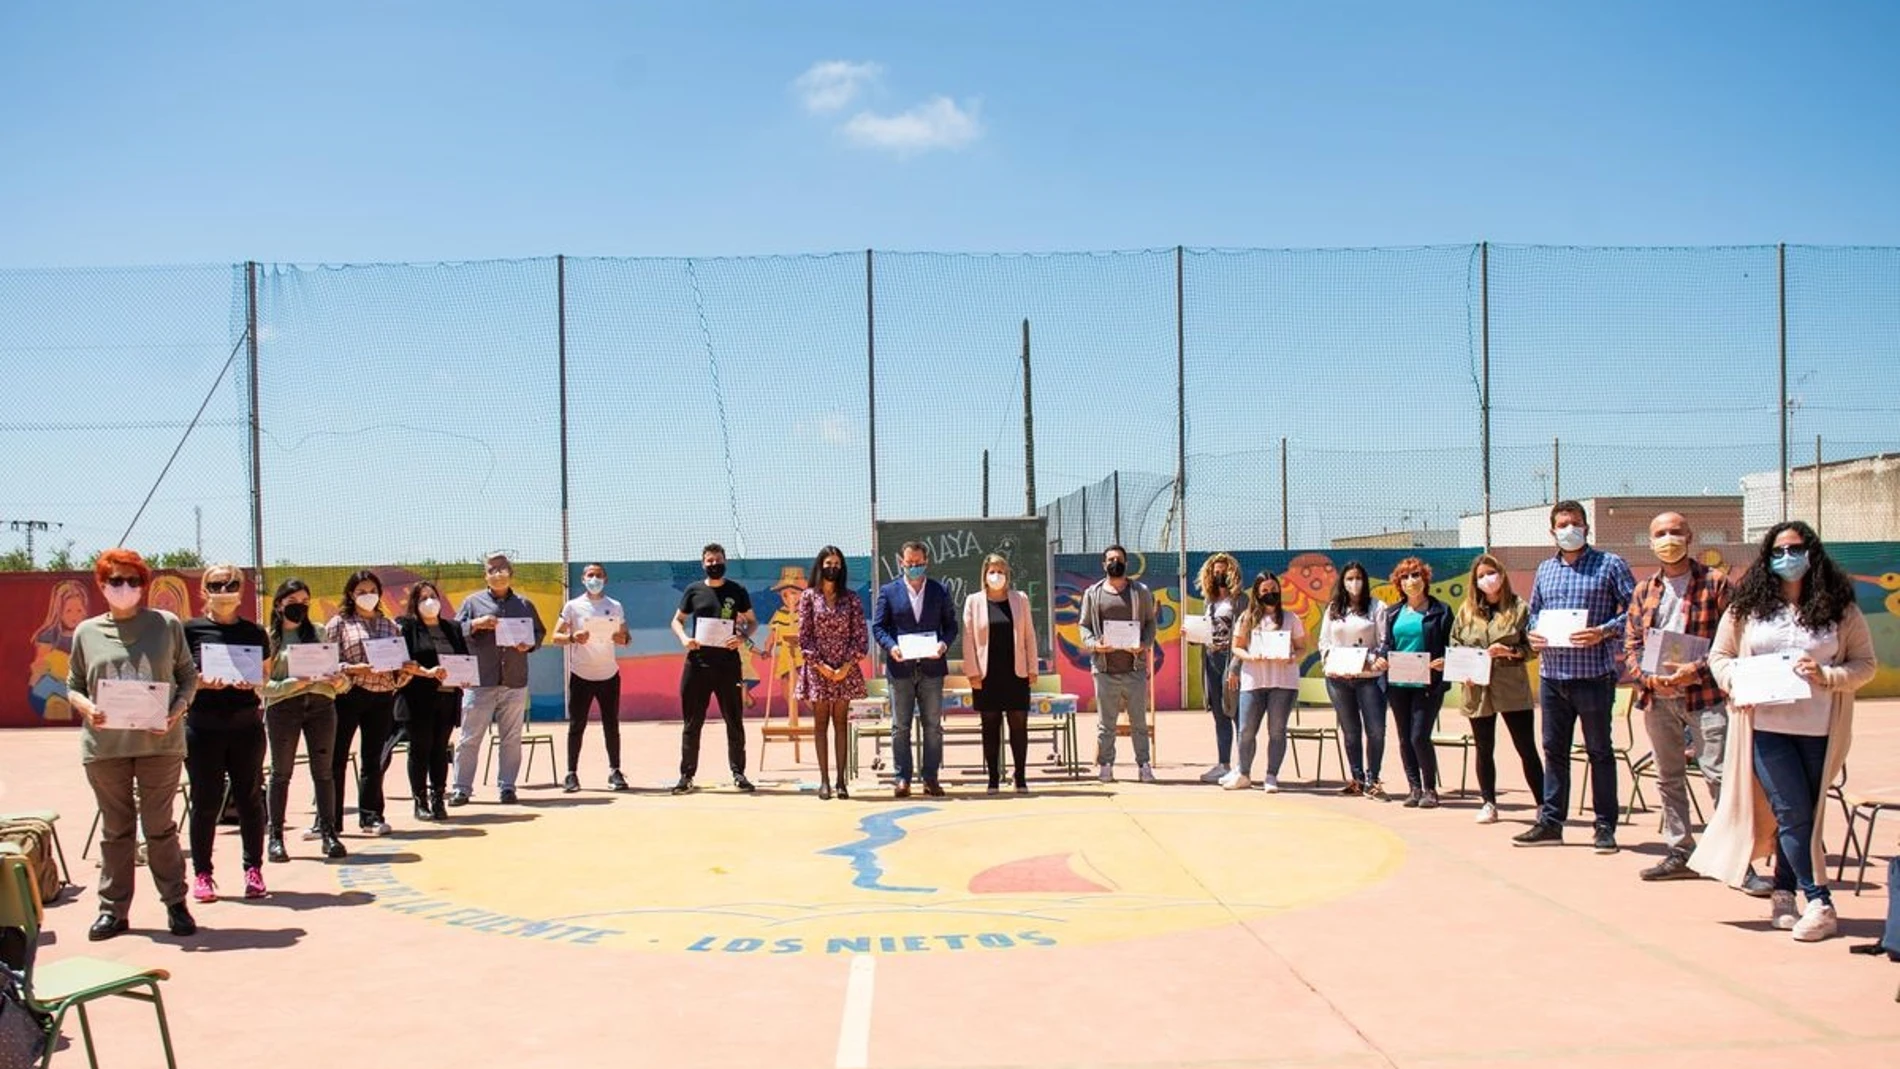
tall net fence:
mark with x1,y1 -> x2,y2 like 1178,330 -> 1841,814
2,246 -> 1896,575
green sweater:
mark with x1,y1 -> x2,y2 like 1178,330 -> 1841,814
67,609 -> 200,763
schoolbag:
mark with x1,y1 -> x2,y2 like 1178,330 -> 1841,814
0,821 -> 60,906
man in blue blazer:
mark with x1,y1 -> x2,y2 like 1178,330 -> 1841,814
872,539 -> 960,797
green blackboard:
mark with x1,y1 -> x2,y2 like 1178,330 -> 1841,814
873,516 -> 1053,662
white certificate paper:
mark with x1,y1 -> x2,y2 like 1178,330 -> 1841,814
1535,609 -> 1590,648
693,616 -> 735,647
199,643 -> 264,685
896,632 -> 941,660
286,642 -> 340,679
1728,652 -> 1813,707
361,636 -> 409,672
1323,647 -> 1367,676
496,617 -> 536,647
1387,651 -> 1432,686
1101,620 -> 1141,650
1181,614 -> 1213,645
438,654 -> 479,688
94,679 -> 172,731
1444,646 -> 1492,685
1640,629 -> 1712,677
1250,628 -> 1292,660
582,615 -> 622,642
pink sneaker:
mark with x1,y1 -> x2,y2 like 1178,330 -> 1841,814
191,872 -> 217,903
243,866 -> 268,900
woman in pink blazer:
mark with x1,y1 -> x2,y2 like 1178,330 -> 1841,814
962,552 -> 1040,793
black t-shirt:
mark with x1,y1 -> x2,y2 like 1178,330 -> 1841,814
184,616 -> 271,724
678,580 -> 751,669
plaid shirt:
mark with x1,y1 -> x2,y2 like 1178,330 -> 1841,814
323,612 -> 403,693
1623,559 -> 1730,713
1529,545 -> 1636,680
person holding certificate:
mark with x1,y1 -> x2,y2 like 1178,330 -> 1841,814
872,540 -> 960,797
963,553 -> 1040,795
452,552 -> 547,805
1515,501 -> 1636,853
553,563 -> 631,793
1623,513 -> 1741,884
1319,561 -> 1388,800
798,545 -> 869,799
1378,557 -> 1453,809
1077,545 -> 1158,784
182,563 -> 272,903
396,581 -> 469,821
64,548 -> 201,941
1224,572 -> 1306,792
260,579 -> 348,863
324,570 -> 404,834
1192,553 -> 1244,784
670,543 -> 757,794
1450,554 -> 1541,825
1691,521 -> 1877,943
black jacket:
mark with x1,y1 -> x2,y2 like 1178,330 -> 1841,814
1376,597 -> 1454,697
396,614 -> 469,717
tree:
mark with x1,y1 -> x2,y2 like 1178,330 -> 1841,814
0,547 -> 31,572
43,541 -> 78,571
150,548 -> 205,570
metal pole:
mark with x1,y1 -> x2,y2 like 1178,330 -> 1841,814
245,261 -> 264,601
1080,491 -> 1089,555
1779,242 -> 1789,523
982,449 -> 990,518
1280,437 -> 1290,550
1112,469 -> 1122,546
1814,435 -> 1823,535
195,505 -> 202,560
1022,319 -> 1035,516
557,255 -> 570,590
1480,241 -> 1492,548
1176,245 -> 1189,709
867,250 -> 879,605
1552,437 -> 1561,505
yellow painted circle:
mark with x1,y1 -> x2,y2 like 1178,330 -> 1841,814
335,793 -> 1405,957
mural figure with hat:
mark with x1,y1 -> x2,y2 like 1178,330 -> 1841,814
756,565 -> 810,708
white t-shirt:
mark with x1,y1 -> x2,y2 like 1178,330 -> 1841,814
1658,572 -> 1691,633
560,594 -> 625,682
1739,605 -> 1838,737
1238,612 -> 1306,692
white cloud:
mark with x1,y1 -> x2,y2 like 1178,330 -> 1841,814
793,60 -> 882,114
842,96 -> 982,155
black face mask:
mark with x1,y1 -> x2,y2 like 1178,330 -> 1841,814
281,603 -> 309,624
1257,590 -> 1280,607
820,565 -> 843,583
1104,559 -> 1127,579
704,562 -> 726,581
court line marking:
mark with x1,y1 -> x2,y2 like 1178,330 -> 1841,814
835,953 -> 876,1069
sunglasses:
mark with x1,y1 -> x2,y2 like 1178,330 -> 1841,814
103,576 -> 143,588
206,580 -> 242,593
1769,545 -> 1808,559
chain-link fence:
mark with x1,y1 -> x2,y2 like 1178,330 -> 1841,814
4,246 -> 1896,575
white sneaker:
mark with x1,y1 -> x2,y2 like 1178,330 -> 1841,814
1199,764 -> 1230,784
1138,765 -> 1157,784
1770,891 -> 1799,930
1260,776 -> 1280,794
368,820 -> 392,837
1219,770 -> 1252,791
1475,802 -> 1499,824
1097,765 -> 1114,784
1791,900 -> 1839,942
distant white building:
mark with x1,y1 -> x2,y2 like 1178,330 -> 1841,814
1741,453 -> 1900,542
1459,496 -> 1744,549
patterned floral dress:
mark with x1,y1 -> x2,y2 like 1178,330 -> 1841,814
795,588 -> 868,702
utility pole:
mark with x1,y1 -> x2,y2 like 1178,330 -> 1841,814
6,519 -> 61,568
195,506 -> 203,560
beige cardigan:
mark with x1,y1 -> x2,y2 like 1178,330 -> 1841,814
962,590 -> 1037,683
1688,604 -> 1877,886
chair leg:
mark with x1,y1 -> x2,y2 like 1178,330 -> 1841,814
1837,806 -> 1864,884
147,981 -> 178,1069
82,808 -> 101,860
481,735 -> 494,786
76,1001 -> 99,1069
1854,808 -> 1881,896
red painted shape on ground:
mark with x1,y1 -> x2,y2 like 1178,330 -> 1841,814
968,853 -> 1112,894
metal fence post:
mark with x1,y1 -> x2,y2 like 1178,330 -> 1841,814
245,261 -> 264,603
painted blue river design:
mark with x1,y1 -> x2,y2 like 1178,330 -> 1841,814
818,805 -> 939,894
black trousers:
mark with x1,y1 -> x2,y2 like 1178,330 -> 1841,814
1388,685 -> 1444,792
1471,709 -> 1544,804
679,660 -> 745,778
265,693 -> 336,834
980,709 -> 1030,787
396,689 -> 459,800
567,674 -> 623,773
333,688 -> 395,827
185,719 -> 267,874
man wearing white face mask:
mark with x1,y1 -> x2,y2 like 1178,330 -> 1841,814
553,563 -> 631,792
1515,501 -> 1636,853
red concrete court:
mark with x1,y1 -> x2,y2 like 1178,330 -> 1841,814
5,703 -> 1898,1069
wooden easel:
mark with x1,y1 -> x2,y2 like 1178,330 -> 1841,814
758,654 -> 814,769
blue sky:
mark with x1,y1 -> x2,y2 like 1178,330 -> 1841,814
2,2 -> 1898,567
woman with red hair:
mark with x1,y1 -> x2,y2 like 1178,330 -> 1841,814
63,548 -> 202,941
1377,556 -> 1453,809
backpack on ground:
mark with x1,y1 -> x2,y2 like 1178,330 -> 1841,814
0,821 -> 61,906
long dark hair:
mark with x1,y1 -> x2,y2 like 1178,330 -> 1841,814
269,578 -> 316,643
811,545 -> 847,601
406,580 -> 443,621
1239,571 -> 1284,632
342,569 -> 382,617
1328,560 -> 1372,619
1728,520 -> 1856,631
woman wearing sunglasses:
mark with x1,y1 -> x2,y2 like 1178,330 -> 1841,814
181,564 -> 272,903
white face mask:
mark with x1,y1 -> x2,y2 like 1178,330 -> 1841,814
1554,524 -> 1587,552
582,576 -> 605,595
419,598 -> 441,617
354,592 -> 381,613
986,572 -> 1007,590
103,584 -> 142,611
1344,578 -> 1364,595
1476,573 -> 1503,595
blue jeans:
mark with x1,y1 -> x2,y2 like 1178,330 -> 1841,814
890,674 -> 945,785
1752,729 -> 1831,904
1204,650 -> 1234,765
1387,685 -> 1444,792
1538,675 -> 1617,830
1236,687 -> 1297,779
1328,676 -> 1386,785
